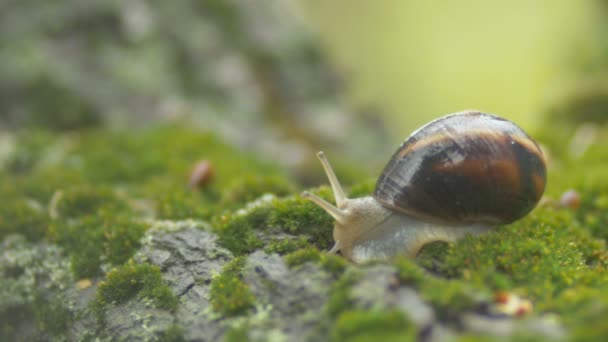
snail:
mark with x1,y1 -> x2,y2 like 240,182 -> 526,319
303,111 -> 546,263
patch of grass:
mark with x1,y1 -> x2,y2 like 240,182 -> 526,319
93,261 -> 178,314
209,257 -> 255,316
330,310 -> 415,342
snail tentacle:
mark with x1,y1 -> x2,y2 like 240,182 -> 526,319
302,192 -> 347,224
316,151 -> 347,207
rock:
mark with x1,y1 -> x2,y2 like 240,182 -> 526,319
348,264 -> 436,330
133,221 -> 234,340
135,221 -> 233,296
395,287 -> 436,329
102,300 -> 175,341
241,251 -> 333,341
349,265 -> 396,310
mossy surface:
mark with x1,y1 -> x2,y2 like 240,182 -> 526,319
212,188 -> 335,256
285,247 -> 347,276
209,257 -> 256,316
94,261 -> 178,313
1,110 -> 608,340
330,310 -> 415,342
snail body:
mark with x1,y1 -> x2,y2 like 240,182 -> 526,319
303,111 -> 546,263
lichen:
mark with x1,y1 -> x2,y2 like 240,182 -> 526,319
0,236 -> 75,341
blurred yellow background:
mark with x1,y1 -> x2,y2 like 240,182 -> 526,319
301,0 -> 601,135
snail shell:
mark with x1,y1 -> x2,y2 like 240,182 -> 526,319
303,110 -> 546,263
375,111 -> 546,225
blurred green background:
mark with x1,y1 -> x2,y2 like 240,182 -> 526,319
302,0 -> 601,134
0,0 -> 606,174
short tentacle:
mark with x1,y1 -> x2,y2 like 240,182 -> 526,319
302,192 -> 347,224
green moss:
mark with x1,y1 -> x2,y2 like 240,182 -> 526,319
285,247 -> 347,276
2,130 -> 56,174
94,261 -> 178,313
437,208 -> 606,304
48,216 -> 105,278
347,178 -> 376,198
161,324 -> 187,342
264,237 -> 310,254
394,257 -> 483,321
219,175 -> 296,210
0,198 -> 47,241
68,127 -> 285,187
330,310 -> 415,342
390,201 -> 608,332
415,241 -> 450,272
213,208 -> 267,255
285,247 -> 322,267
0,305 -> 31,341
223,323 -> 250,342
212,188 -> 334,255
320,253 -> 348,276
266,189 -> 334,246
103,217 -> 149,265
0,296 -> 73,341
154,188 -> 214,220
326,270 -> 360,319
32,295 -> 72,337
48,215 -> 149,278
52,186 -> 130,218
209,257 -> 256,316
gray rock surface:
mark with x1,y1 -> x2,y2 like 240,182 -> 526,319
135,220 -> 233,296
134,221 -> 234,341
241,252 -> 333,341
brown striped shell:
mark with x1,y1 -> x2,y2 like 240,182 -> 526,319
374,111 -> 546,225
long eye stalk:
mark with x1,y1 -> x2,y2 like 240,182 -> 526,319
316,151 -> 346,207
302,151 -> 349,224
